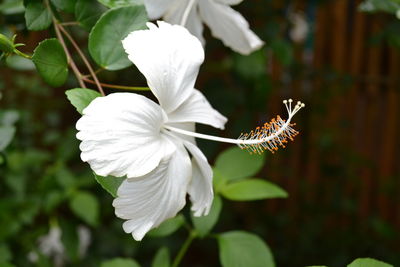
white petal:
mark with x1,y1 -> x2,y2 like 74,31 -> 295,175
166,89 -> 227,130
163,0 -> 205,45
183,141 -> 213,217
76,93 -> 176,178
122,21 -> 204,113
113,143 -> 191,241
143,0 -> 176,19
198,0 -> 264,55
166,122 -> 196,144
215,0 -> 243,5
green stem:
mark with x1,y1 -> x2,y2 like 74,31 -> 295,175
58,23 -> 105,96
13,49 -> 31,59
171,231 -> 197,267
81,76 -> 150,91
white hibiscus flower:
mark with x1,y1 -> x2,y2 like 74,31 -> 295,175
143,0 -> 264,55
76,22 -> 304,241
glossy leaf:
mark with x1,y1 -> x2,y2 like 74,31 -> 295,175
69,191 -> 99,226
65,88 -> 101,114
215,146 -> 265,181
88,6 -> 147,70
6,55 -> 35,71
24,2 -> 52,31
218,231 -> 275,267
0,0 -> 25,15
220,179 -> 288,201
32,39 -> 68,87
50,0 -> 76,13
94,174 -> 124,198
213,168 -> 228,193
98,0 -> 143,8
347,258 -> 393,267
148,214 -> 185,237
101,258 -> 140,267
191,195 -> 222,237
75,0 -> 107,31
152,247 -> 170,267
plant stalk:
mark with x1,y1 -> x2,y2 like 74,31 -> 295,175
171,231 -> 197,267
81,77 -> 149,91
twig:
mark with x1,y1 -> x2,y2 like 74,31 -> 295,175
81,77 -> 149,91
58,24 -> 105,96
81,68 -> 103,79
60,22 -> 79,26
52,17 -> 86,88
171,231 -> 197,267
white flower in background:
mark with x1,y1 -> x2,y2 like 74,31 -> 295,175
77,225 -> 91,258
289,12 -> 309,43
143,0 -> 264,55
38,226 -> 64,266
76,22 -> 304,241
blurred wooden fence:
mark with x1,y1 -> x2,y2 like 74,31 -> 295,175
265,0 -> 400,229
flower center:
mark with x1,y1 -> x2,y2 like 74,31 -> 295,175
164,99 -> 305,154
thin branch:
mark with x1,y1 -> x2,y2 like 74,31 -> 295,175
52,17 -> 86,88
81,77 -> 150,91
171,231 -> 196,267
81,68 -> 103,79
58,24 -> 105,96
60,21 -> 80,26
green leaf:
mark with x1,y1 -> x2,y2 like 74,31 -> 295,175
234,49 -> 267,80
50,0 -> 76,13
88,5 -> 147,70
270,39 -> 293,66
220,179 -> 288,201
0,0 -> 25,15
0,126 -> 16,151
217,231 -> 275,267
0,244 -> 12,262
347,258 -> 393,267
94,174 -> 124,197
191,195 -> 222,237
98,0 -> 143,8
148,214 -> 185,237
6,55 -> 35,70
213,168 -> 228,193
75,0 -> 107,31
65,88 -> 101,114
24,2 -> 52,31
60,220 -> 79,261
152,247 -> 170,267
69,191 -> 99,226
215,147 -> 265,181
101,258 -> 140,267
32,38 -> 68,87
